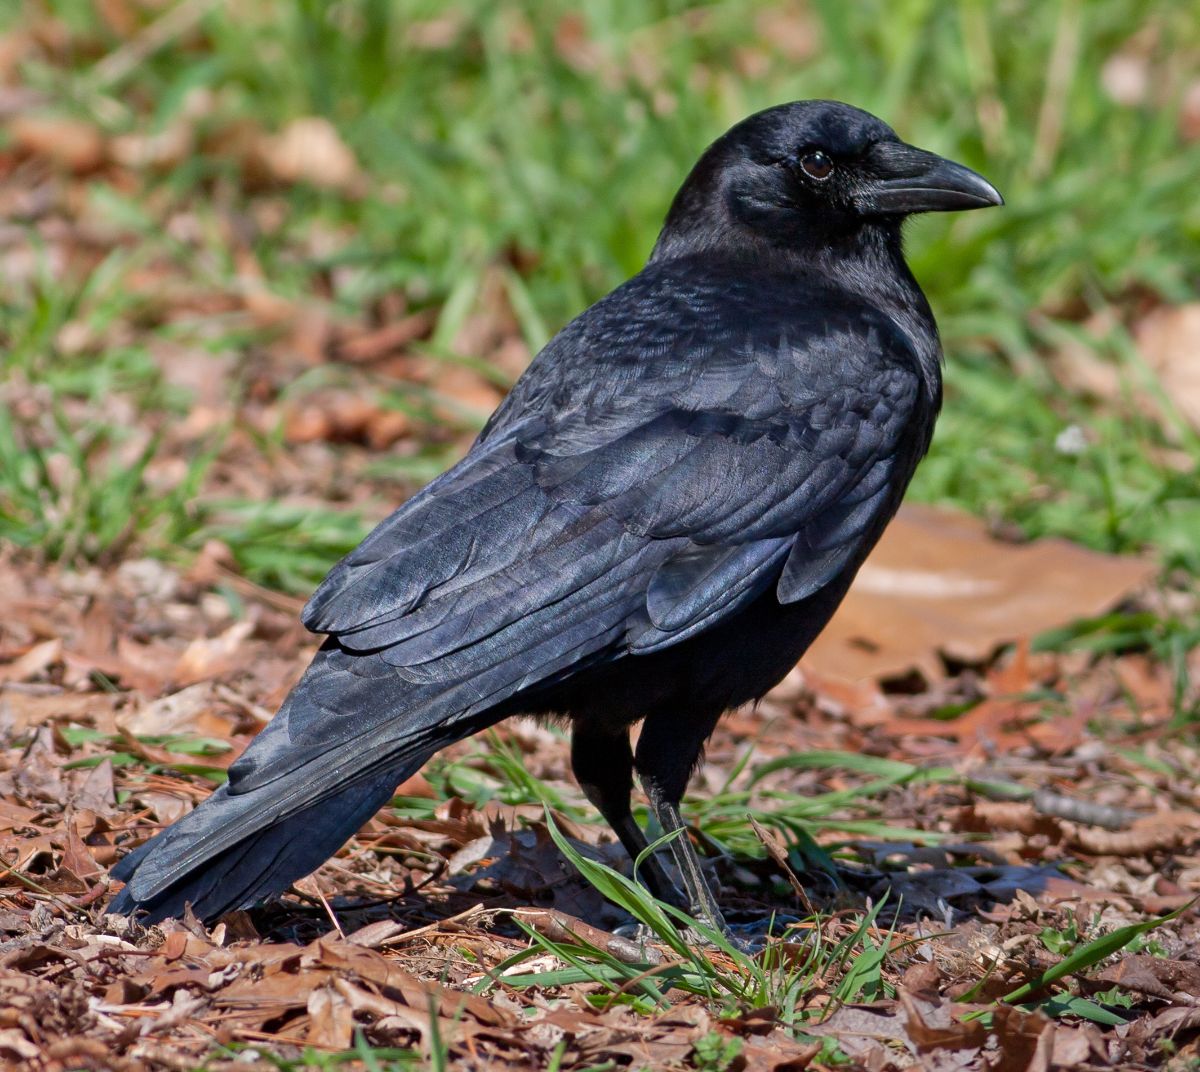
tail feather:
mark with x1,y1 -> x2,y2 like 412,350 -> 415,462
109,641 -> 505,923
108,760 -> 416,923
108,509 -> 639,923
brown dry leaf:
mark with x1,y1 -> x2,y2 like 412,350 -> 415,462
13,725 -> 66,802
450,264 -> 531,382
0,1028 -> 39,1062
59,821 -> 102,880
802,1004 -> 904,1064
0,637 -> 62,684
109,120 -> 194,171
404,13 -> 467,50
307,983 -> 355,1049
1054,303 -> 1200,438
1050,1026 -> 1092,1066
310,938 -> 513,1028
137,789 -> 193,824
233,246 -> 295,327
579,1006 -> 712,1069
554,13 -> 605,75
954,802 -> 1064,841
899,991 -> 987,1052
70,759 -> 115,814
94,0 -> 144,36
885,696 -> 1058,756
118,681 -> 226,737
804,504 -> 1155,682
1134,303 -> 1200,430
1091,953 -> 1200,1002
8,114 -> 106,172
991,1005 -> 1055,1072
430,364 -> 507,424
173,619 -> 254,686
101,634 -> 181,693
0,799 -> 40,832
0,31 -> 35,85
283,389 -> 411,449
1069,813 -> 1199,856
755,3 -> 820,61
254,116 -> 363,193
339,310 -> 436,364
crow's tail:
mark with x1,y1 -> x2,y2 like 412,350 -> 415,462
107,761 -> 415,923
108,641 -> 501,924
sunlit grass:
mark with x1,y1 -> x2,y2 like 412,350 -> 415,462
1,0 -> 1199,588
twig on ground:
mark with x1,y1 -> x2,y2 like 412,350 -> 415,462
514,907 -> 665,966
1032,789 -> 1139,831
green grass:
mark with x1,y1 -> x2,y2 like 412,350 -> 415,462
2,0 -> 1199,587
480,809 -> 895,1034
194,1036 -> 421,1071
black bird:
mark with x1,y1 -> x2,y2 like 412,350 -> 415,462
110,101 -> 1001,934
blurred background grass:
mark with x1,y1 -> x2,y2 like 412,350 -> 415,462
1,0 -> 1199,591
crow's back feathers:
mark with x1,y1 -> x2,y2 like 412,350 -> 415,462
302,263 -> 923,676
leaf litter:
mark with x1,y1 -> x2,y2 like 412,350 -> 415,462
0,506 -> 1197,1070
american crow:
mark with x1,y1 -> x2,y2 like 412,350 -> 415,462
110,101 -> 1001,933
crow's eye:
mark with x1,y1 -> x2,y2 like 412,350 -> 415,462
799,150 -> 834,181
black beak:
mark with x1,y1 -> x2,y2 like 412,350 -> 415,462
860,141 -> 1003,215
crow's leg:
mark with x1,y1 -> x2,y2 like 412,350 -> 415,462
633,711 -> 727,936
570,723 -> 681,906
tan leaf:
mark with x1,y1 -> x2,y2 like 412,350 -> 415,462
8,114 -> 106,172
898,990 -> 988,1051
0,1028 -> 39,1061
430,365 -> 505,423
119,681 -> 228,736
991,1005 -> 1055,1072
1051,1027 -> 1092,1067
0,637 -> 62,684
255,116 -> 363,193
1134,303 -> 1200,430
804,504 -> 1155,682
283,390 -> 410,449
173,620 -> 254,686
1069,813 -> 1199,856
0,32 -> 34,84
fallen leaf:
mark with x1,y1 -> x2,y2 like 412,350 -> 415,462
283,389 -> 410,449
1134,303 -> 1200,430
255,116 -> 363,193
1050,1026 -> 1092,1066
1090,953 -> 1200,1002
307,983 -> 355,1049
430,364 -> 506,424
804,504 -> 1155,682
171,620 -> 255,685
339,310 -> 436,363
0,1028 -> 39,1061
118,681 -> 231,737
0,637 -> 62,684
70,759 -> 115,813
1069,814 -> 1198,857
899,991 -> 988,1051
991,1005 -> 1054,1072
8,114 -> 106,172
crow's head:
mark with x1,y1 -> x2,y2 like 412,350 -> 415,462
654,100 -> 1002,259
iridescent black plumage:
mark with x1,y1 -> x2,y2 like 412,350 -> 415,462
111,101 -> 1000,929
